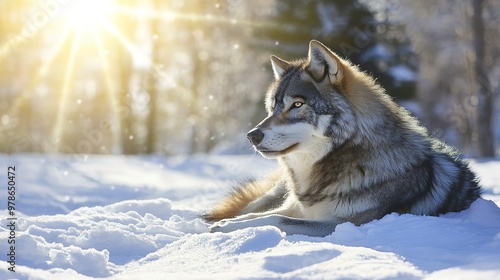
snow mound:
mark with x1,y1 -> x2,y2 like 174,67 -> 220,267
1,198 -> 206,277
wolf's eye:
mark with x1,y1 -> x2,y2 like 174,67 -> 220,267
292,101 -> 303,108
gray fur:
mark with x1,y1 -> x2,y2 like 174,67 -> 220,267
209,40 -> 481,237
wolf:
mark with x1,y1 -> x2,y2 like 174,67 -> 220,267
204,40 -> 481,237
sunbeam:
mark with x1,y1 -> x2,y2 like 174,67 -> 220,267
113,5 -> 274,29
93,30 -> 121,152
0,40 -> 14,60
102,19 -> 152,65
52,23 -> 83,152
37,26 -> 73,79
8,25 -> 73,117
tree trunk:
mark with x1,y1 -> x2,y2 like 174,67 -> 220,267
473,0 -> 495,157
115,3 -> 135,155
145,0 -> 160,154
118,55 -> 135,154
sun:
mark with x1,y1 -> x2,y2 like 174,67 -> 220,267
63,0 -> 115,30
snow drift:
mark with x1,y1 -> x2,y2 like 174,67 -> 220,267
0,154 -> 499,279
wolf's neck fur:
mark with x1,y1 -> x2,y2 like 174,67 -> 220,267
279,134 -> 333,197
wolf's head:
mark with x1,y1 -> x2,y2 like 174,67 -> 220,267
247,40 -> 376,160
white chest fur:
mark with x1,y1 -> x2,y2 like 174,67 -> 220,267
280,124 -> 333,196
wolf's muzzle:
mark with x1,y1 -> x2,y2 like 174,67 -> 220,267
247,128 -> 264,146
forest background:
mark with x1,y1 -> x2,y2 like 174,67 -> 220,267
0,0 -> 498,157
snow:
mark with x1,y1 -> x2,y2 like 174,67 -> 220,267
1,154 -> 499,279
388,64 -> 416,83
360,43 -> 392,62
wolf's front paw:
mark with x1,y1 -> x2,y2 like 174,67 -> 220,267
209,224 -> 222,233
209,219 -> 247,233
209,219 -> 227,233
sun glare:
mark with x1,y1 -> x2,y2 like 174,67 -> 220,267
64,0 -> 114,30
2,0 -> 258,152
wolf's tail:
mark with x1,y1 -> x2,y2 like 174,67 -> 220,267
203,170 -> 282,222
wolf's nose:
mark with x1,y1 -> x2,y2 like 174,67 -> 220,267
247,129 -> 264,146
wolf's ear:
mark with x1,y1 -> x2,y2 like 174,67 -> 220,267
307,40 -> 342,84
270,55 -> 291,79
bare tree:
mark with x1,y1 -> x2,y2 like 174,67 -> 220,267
118,51 -> 135,154
473,0 -> 495,157
145,0 -> 161,154
371,0 -> 498,156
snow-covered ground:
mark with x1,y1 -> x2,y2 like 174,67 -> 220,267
0,154 -> 499,279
